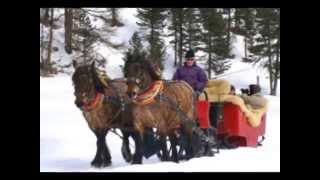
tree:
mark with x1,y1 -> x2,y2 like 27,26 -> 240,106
110,8 -> 123,27
200,8 -> 231,78
136,8 -> 167,68
176,8 -> 185,67
64,8 -> 73,54
40,8 -> 50,25
184,8 -> 202,51
44,8 -> 54,74
72,9 -> 99,65
222,8 -> 233,47
233,8 -> 244,34
123,31 -> 148,75
249,8 -> 280,95
167,8 -> 179,66
242,8 -> 256,58
168,8 -> 202,67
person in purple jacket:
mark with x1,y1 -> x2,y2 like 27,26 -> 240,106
173,49 -> 214,157
173,49 -> 208,96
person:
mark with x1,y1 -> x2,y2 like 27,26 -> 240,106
173,49 -> 213,156
241,84 -> 267,109
173,49 -> 208,96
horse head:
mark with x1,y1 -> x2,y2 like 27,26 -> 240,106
72,60 -> 106,110
124,60 -> 161,98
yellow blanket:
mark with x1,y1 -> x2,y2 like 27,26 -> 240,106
199,79 -> 268,127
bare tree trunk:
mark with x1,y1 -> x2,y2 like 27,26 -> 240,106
227,8 -> 231,46
40,23 -> 44,67
174,25 -> 178,66
244,36 -> 247,58
65,8 -> 73,54
266,21 -> 276,96
208,36 -> 212,79
188,18 -> 192,49
178,10 -> 183,67
272,39 -> 280,96
45,8 -> 54,74
111,8 -> 118,26
44,8 -> 49,22
208,52 -> 212,79
266,37 -> 275,95
150,20 -> 154,60
268,58 -> 274,95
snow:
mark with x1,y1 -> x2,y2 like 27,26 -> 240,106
40,75 -> 279,172
40,8 -> 280,172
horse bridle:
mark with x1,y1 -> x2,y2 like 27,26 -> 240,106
77,71 -> 127,121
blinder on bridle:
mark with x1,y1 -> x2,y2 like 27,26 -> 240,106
73,64 -> 126,112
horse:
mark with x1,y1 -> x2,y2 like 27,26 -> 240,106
124,60 -> 200,163
72,60 -> 143,167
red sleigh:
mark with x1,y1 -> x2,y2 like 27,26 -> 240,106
196,100 -> 266,147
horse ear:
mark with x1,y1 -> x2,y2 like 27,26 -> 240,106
72,60 -> 78,68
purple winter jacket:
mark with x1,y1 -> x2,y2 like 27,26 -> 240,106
172,62 -> 208,92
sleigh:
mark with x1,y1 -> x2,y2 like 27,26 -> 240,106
197,80 -> 267,148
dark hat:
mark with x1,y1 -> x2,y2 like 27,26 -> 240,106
185,49 -> 195,58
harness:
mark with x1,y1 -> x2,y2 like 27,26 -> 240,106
80,79 -> 128,128
131,80 -> 216,145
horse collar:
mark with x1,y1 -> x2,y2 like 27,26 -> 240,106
82,93 -> 104,112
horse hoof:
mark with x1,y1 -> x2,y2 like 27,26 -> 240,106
122,151 -> 132,163
131,160 -> 142,164
205,151 -> 215,157
101,160 -> 112,167
172,159 -> 179,163
91,159 -> 111,168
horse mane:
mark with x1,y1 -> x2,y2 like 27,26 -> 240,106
140,60 -> 162,81
72,63 -> 108,93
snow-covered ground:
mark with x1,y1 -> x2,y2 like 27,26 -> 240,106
40,8 -> 280,172
40,74 -> 280,172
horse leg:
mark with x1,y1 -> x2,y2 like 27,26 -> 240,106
158,135 -> 170,161
182,124 -> 196,160
131,131 -> 143,164
169,133 -> 179,163
121,130 -> 133,163
91,129 -> 111,167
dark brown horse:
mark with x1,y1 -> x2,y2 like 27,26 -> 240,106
124,60 -> 199,162
72,61 -> 143,167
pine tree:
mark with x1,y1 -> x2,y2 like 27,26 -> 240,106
123,31 -> 147,77
249,8 -> 280,95
184,8 -> 202,51
136,8 -> 167,68
200,8 -> 231,78
233,8 -> 245,34
72,9 -> 99,65
167,8 -> 202,67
